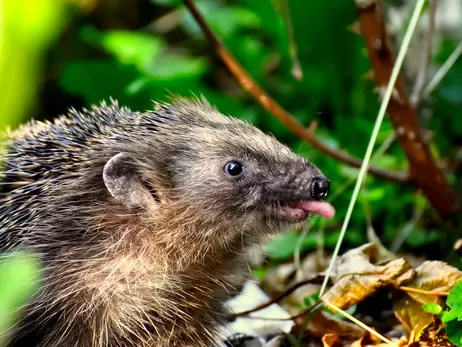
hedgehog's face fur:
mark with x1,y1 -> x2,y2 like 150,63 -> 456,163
102,100 -> 334,247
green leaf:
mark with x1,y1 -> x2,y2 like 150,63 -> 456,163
443,308 -> 460,323
444,280 -> 462,321
81,27 -> 164,71
442,279 -> 462,347
143,54 -> 207,81
303,293 -> 319,307
422,303 -> 443,315
446,320 -> 462,347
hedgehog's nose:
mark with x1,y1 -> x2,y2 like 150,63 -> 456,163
311,174 -> 330,200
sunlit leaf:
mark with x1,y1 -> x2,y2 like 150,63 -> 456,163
422,303 -> 443,315
321,243 -> 414,310
81,27 -> 164,71
442,280 -> 462,323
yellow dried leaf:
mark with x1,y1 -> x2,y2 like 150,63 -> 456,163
393,296 -> 434,339
322,243 -> 414,310
400,261 -> 462,304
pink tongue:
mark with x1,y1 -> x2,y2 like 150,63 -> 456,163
298,201 -> 335,219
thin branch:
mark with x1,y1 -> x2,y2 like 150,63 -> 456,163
183,0 -> 410,184
411,0 -> 437,107
234,301 -> 321,321
423,40 -> 462,99
231,274 -> 326,318
356,0 -> 460,216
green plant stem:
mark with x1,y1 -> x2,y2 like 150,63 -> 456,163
319,0 -> 427,297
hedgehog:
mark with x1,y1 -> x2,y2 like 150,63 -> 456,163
0,98 -> 335,347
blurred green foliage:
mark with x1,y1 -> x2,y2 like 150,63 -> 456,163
0,0 -> 62,342
0,0 -> 64,129
0,252 -> 42,345
2,0 -> 462,263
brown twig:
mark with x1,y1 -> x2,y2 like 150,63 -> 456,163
232,274 -> 326,318
410,0 -> 437,107
355,0 -> 460,216
183,0 -> 410,184
236,301 -> 322,322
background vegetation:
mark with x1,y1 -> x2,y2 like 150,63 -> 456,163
4,0 -> 459,256
1,0 -> 462,344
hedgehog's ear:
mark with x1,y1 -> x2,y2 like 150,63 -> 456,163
103,152 -> 156,209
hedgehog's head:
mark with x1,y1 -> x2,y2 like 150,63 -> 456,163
102,100 -> 334,245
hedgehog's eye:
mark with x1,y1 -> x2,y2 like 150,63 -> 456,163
224,161 -> 243,177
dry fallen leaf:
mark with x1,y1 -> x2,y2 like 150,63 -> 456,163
253,245 -> 461,346
400,261 -> 462,304
393,261 -> 462,339
322,243 -> 415,310
393,297 -> 435,344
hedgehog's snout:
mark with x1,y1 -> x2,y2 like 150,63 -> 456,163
311,174 -> 330,200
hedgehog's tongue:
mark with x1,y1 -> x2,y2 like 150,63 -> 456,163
296,200 -> 336,219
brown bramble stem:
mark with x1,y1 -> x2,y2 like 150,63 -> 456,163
355,0 -> 460,216
183,0 -> 410,185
